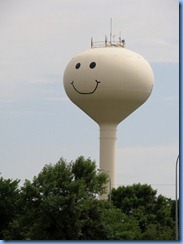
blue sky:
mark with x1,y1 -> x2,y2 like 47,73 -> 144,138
0,0 -> 179,199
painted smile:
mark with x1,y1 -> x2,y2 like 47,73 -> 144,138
71,80 -> 101,95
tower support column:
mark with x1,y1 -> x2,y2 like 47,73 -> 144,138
99,124 -> 117,199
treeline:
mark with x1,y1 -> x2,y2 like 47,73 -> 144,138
0,156 -> 178,240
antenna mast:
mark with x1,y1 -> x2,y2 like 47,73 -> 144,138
91,19 -> 126,48
110,18 -> 112,45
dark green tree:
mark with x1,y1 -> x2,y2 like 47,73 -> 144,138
2,160 -> 177,241
3,157 -> 109,240
111,183 -> 176,240
102,206 -> 141,240
0,176 -> 20,239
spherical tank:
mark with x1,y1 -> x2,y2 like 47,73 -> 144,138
63,46 -> 154,126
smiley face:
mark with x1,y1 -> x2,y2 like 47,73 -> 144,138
64,47 -> 154,124
70,61 -> 101,95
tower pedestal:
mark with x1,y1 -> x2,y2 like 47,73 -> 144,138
99,124 -> 117,199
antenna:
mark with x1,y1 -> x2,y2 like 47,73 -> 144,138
119,31 -> 121,43
91,37 -> 93,48
110,18 -> 112,45
91,20 -> 126,48
105,35 -> 107,46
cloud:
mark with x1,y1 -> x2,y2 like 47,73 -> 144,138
131,39 -> 179,63
116,144 -> 179,198
163,96 -> 179,102
0,0 -> 178,83
46,96 -> 68,102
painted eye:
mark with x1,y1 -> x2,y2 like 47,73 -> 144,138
75,63 -> 81,69
89,62 -> 96,69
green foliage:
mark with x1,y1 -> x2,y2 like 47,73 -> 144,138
0,176 -> 20,239
102,206 -> 141,240
111,183 -> 157,214
3,157 -> 109,240
111,183 -> 176,240
0,158 -> 177,240
72,156 -> 107,196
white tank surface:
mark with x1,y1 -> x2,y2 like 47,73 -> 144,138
64,47 -> 154,125
63,45 -> 154,197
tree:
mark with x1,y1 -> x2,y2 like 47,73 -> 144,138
111,183 -> 176,240
2,160 -> 177,240
3,156 -> 109,240
102,207 -> 141,240
0,176 -> 20,239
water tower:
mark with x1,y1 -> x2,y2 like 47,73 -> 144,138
63,37 -> 154,197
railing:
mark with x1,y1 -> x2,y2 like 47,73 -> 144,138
91,37 -> 125,48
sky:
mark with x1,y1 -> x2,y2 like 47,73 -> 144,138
0,0 -> 179,199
